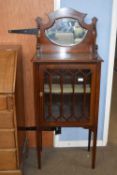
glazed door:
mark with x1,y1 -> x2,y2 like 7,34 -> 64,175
39,64 -> 96,127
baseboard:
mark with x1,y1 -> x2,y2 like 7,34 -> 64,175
0,170 -> 22,175
54,135 -> 105,147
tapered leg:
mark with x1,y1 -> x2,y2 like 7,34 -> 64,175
36,129 -> 42,169
88,129 -> 92,151
38,149 -> 42,169
92,129 -> 97,169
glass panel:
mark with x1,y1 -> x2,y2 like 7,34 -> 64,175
73,70 -> 91,121
44,69 -> 92,122
45,18 -> 88,46
44,72 -> 61,121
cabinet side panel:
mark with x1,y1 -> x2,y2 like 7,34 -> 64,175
15,47 -> 26,164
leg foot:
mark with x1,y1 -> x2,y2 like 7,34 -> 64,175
92,129 -> 97,169
38,150 -> 42,169
36,130 -> 42,169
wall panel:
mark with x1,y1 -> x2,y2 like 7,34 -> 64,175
0,0 -> 54,147
59,0 -> 112,143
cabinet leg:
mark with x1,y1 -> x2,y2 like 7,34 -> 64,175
88,129 -> 92,151
36,130 -> 42,169
38,149 -> 42,169
92,129 -> 97,169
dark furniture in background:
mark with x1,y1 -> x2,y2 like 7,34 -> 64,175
0,45 -> 26,175
32,8 -> 103,169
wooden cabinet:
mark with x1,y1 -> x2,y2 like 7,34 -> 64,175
0,45 -> 25,175
33,56 -> 102,169
32,8 -> 103,169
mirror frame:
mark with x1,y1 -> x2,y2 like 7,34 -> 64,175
36,8 -> 97,54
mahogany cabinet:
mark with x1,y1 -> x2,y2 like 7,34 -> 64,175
0,45 -> 26,175
32,8 -> 103,169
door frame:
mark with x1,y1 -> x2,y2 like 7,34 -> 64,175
103,0 -> 117,146
54,0 -> 117,147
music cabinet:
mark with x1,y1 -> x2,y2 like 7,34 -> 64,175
0,45 -> 26,175
32,8 -> 103,169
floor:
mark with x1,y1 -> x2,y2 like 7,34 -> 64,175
23,145 -> 117,175
23,71 -> 117,175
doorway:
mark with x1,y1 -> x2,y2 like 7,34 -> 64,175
108,36 -> 117,145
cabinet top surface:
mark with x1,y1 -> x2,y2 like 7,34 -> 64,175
0,44 -> 20,51
32,52 -> 102,63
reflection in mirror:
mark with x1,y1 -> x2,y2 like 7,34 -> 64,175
45,18 -> 88,46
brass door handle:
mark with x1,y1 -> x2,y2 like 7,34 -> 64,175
39,92 -> 43,97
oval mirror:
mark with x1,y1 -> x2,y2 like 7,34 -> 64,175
45,18 -> 88,46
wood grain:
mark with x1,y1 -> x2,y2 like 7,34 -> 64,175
0,130 -> 16,149
0,150 -> 17,170
0,111 -> 14,129
0,0 -> 54,147
0,171 -> 21,175
0,46 -> 25,173
0,50 -> 17,93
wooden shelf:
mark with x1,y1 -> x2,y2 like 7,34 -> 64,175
44,84 -> 91,94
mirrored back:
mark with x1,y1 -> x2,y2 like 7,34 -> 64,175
45,18 -> 88,46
